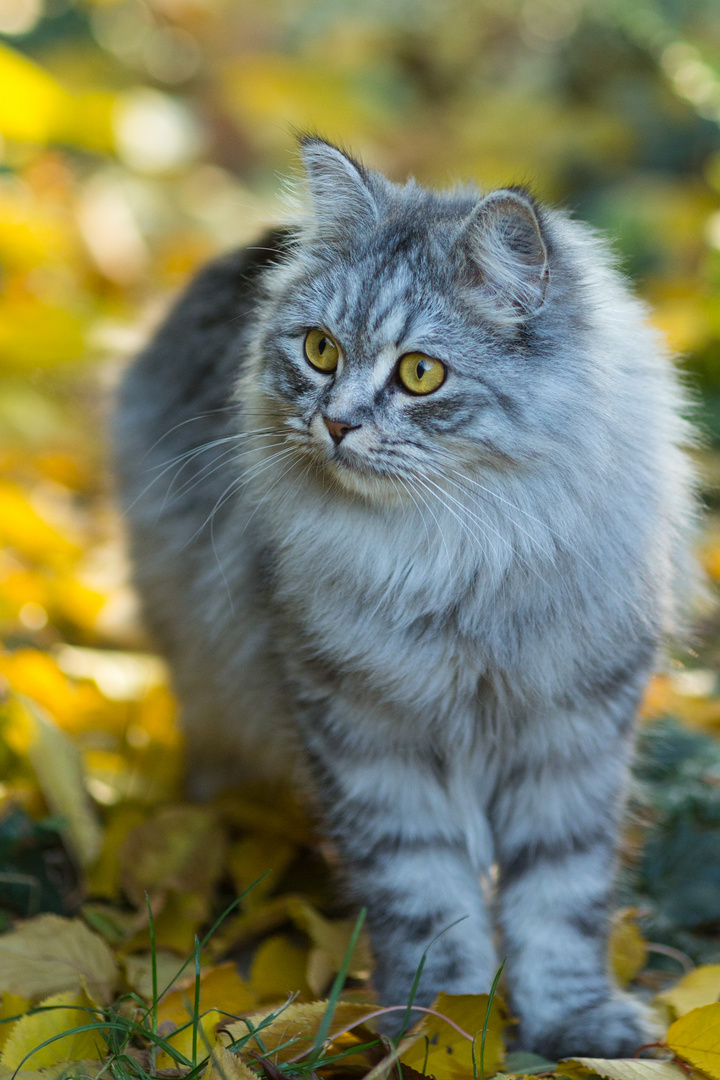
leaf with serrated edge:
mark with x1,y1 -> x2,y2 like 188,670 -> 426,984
0,989 -> 103,1069
226,1001 -> 380,1064
667,1002 -> 720,1079
561,1059 -> 689,1080
401,992 -> 505,1080
203,1044 -> 258,1080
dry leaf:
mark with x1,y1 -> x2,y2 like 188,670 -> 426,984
659,965 -> 720,1017
609,909 -> 648,988
667,1002 -> 720,1079
119,805 -> 226,906
561,1060 -> 689,1080
15,697 -> 102,867
226,1000 -> 381,1065
401,992 -> 505,1080
249,935 -> 311,1003
0,915 -> 117,1004
203,1044 -> 258,1080
0,989 -> 103,1070
157,963 -> 255,1029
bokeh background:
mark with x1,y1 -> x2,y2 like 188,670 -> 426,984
5,0 -> 720,1023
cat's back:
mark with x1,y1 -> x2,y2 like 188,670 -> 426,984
114,230 -> 296,790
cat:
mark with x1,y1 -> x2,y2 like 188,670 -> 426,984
114,137 -> 697,1057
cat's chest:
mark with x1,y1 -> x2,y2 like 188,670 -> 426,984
264,493 -> 521,707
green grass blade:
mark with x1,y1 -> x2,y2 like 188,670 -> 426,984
396,914 -> 469,1040
480,959 -> 505,1080
192,935 -> 201,1068
306,907 -> 365,1068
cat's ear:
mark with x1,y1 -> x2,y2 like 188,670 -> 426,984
462,189 -> 549,321
299,137 -> 380,241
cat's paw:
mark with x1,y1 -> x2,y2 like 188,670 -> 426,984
520,992 -> 657,1060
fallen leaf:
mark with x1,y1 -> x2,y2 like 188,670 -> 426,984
14,697 -> 102,867
0,989 -> 103,1070
226,1000 -> 380,1064
249,935 -> 311,1003
561,1060 -> 689,1080
609,909 -> 648,988
156,1009 -> 225,1070
124,950 -> 190,1001
659,965 -> 720,1017
287,898 -> 373,991
667,1002 -> 720,1079
401,992 -> 505,1080
0,915 -> 117,1004
119,805 -> 226,906
203,1044 -> 258,1080
0,995 -> 30,1052
157,963 -> 255,1028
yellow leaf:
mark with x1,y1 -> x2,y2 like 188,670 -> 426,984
0,989 -> 103,1070
287,898 -> 373,988
86,804 -> 147,900
609,909 -> 648,988
204,1044 -> 258,1080
401,993 -> 506,1080
660,965 -> 720,1018
16,696 -> 102,867
228,835 -> 296,912
0,995 -> 30,1052
667,1002 -> 720,1079
156,1009 -> 225,1070
0,915 -> 117,1004
249,935 -> 311,1003
226,1000 -> 380,1065
561,1060 -> 689,1080
157,963 -> 255,1029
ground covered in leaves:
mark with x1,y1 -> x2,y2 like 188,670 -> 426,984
4,446 -> 720,1080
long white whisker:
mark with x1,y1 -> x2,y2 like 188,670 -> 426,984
420,472 -> 553,590
193,448 -> 296,543
166,438 -> 290,505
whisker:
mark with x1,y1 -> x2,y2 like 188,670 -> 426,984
192,447 -> 296,543
165,438 -> 290,506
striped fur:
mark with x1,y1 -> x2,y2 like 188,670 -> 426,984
114,139 -> 697,1056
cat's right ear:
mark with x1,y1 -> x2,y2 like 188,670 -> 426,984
299,137 -> 380,242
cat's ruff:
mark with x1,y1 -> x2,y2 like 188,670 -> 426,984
115,138 -> 697,1057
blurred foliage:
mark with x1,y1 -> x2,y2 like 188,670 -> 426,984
5,0 -> 720,1076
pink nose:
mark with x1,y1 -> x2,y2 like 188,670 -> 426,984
323,417 -> 359,446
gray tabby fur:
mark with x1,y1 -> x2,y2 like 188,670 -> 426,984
114,138 -> 697,1057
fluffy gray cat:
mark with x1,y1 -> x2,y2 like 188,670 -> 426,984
115,137 -> 696,1057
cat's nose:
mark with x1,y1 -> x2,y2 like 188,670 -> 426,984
323,416 -> 360,446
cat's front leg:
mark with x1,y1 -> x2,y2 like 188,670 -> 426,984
297,694 -> 497,1022
491,704 -> 653,1059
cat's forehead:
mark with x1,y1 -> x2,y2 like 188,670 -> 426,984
312,229 -> 457,351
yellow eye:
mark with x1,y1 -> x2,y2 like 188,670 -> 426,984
305,329 -> 340,373
397,353 -> 446,395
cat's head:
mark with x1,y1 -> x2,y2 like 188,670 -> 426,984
249,137 -> 585,503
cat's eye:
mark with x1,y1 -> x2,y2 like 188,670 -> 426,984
305,329 -> 340,373
397,353 -> 446,395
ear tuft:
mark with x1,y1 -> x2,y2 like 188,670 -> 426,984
299,137 -> 379,242
462,189 -> 549,320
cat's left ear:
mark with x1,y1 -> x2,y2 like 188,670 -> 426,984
300,137 -> 380,242
461,189 -> 549,321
